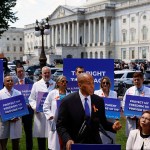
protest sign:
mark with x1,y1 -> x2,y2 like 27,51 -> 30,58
36,92 -> 48,112
103,97 -> 121,119
14,84 -> 33,104
124,95 -> 150,117
63,58 -> 114,90
0,95 -> 29,122
0,60 -> 3,89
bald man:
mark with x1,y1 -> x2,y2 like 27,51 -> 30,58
56,73 -> 121,150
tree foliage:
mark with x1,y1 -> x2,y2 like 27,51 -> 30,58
0,0 -> 18,37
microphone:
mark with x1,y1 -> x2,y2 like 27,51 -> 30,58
78,116 -> 90,139
99,123 -> 113,144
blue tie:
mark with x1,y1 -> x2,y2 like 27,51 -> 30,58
84,98 -> 90,117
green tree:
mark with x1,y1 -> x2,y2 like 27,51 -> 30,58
0,0 -> 18,37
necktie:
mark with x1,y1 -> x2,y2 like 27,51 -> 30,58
20,79 -> 24,85
45,82 -> 49,88
84,98 -> 90,117
135,88 -> 141,96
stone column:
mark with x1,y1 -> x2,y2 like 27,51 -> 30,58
55,25 -> 58,45
68,22 -> 70,46
83,21 -> 86,45
76,21 -> 79,46
103,17 -> 107,45
63,23 -> 66,44
72,21 -> 74,46
98,18 -> 101,46
111,17 -> 115,43
88,19 -> 91,47
59,24 -> 62,45
51,25 -> 54,46
93,18 -> 96,46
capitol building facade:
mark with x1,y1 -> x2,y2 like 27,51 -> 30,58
24,0 -> 150,64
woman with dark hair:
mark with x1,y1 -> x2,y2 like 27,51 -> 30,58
94,76 -> 117,144
126,110 -> 150,150
43,75 -> 71,150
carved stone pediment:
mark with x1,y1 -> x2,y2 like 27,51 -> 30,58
49,5 -> 75,20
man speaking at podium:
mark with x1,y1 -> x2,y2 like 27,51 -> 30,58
56,73 -> 122,150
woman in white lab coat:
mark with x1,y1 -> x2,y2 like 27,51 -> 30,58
43,75 -> 71,150
0,75 -> 22,150
94,76 -> 117,144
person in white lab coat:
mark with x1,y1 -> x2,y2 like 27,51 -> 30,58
0,75 -> 22,150
43,75 -> 71,150
126,110 -> 150,150
29,66 -> 55,150
123,72 -> 150,137
94,76 -> 117,144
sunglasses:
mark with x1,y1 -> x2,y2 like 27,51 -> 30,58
6,80 -> 13,82
78,71 -> 84,74
60,80 -> 68,83
102,82 -> 109,85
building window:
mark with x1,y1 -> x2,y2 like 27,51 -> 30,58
14,46 -> 16,52
121,48 -> 126,59
14,57 -> 16,60
131,17 -> 135,22
130,28 -> 136,42
20,38 -> 22,41
20,47 -> 22,52
7,37 -> 9,40
13,38 -> 16,41
7,46 -> 9,51
143,15 -> 146,20
123,18 -> 126,23
131,50 -> 135,59
142,26 -> 148,40
100,51 -> 103,58
122,31 -> 127,42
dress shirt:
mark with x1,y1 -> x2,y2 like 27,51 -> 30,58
79,90 -> 91,115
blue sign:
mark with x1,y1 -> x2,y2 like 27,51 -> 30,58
103,97 -> 121,119
67,81 -> 79,92
36,92 -> 48,112
0,60 -> 3,90
63,58 -> 114,90
71,144 -> 121,150
57,100 -> 61,109
124,95 -> 150,117
0,95 -> 29,122
14,84 -> 33,104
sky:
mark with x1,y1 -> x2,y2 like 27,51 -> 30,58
10,0 -> 86,28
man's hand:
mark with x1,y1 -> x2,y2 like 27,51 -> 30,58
66,140 -> 74,150
112,120 -> 122,131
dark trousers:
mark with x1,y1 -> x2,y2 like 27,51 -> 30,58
37,138 -> 46,150
12,139 -> 20,150
0,139 -> 8,150
22,106 -> 34,150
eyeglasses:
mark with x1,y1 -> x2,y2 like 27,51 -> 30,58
102,82 -> 109,85
141,116 -> 150,122
60,80 -> 68,83
78,71 -> 84,74
6,80 -> 13,82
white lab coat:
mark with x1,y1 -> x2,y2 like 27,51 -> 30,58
123,86 -> 150,137
126,129 -> 150,150
0,87 -> 22,139
94,89 -> 117,144
29,78 -> 55,137
43,89 -> 71,150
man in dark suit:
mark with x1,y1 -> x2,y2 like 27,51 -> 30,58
13,65 -> 34,150
56,73 -> 122,150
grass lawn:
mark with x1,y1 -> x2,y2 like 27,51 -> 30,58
7,116 -> 127,150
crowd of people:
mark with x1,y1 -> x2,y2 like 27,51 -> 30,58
0,64 -> 150,150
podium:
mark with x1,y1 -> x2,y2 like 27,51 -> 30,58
71,144 -> 121,150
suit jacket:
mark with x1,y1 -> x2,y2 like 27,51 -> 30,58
56,92 -> 114,147
126,129 -> 150,150
13,77 -> 34,85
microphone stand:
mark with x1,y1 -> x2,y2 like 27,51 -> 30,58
99,124 -> 113,144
